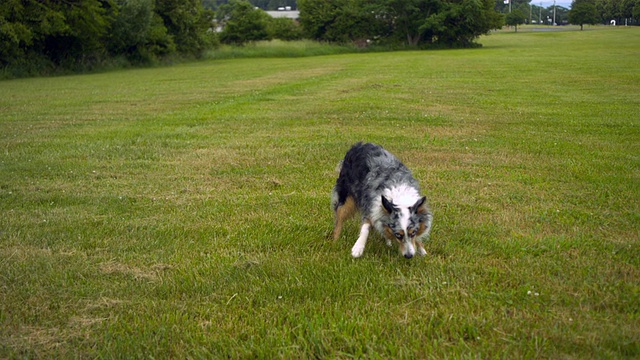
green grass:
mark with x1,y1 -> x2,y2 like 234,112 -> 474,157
206,39 -> 360,59
1,28 -> 639,358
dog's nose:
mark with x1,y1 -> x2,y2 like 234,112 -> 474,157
404,253 -> 413,259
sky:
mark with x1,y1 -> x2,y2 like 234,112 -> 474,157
538,1 -> 572,8
506,1 -> 572,8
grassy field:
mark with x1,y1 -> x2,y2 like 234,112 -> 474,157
1,28 -> 639,358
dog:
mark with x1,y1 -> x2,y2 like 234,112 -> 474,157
331,142 -> 433,259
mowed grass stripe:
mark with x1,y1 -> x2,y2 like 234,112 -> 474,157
0,28 -> 639,358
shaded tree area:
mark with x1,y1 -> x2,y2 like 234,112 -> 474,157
1,0 -> 215,77
594,0 -> 639,25
298,0 -> 504,47
569,0 -> 640,28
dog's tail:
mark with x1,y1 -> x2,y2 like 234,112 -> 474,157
334,160 -> 343,174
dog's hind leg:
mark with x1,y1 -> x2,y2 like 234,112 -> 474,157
351,220 -> 371,258
332,195 -> 356,240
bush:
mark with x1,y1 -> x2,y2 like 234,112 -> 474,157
218,0 -> 272,45
268,18 -> 305,41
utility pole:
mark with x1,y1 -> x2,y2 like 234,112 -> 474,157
553,0 -> 556,25
503,0 -> 511,13
539,2 -> 542,24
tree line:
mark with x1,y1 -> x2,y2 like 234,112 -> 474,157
221,0 -> 504,47
497,0 -> 639,26
571,0 -> 640,27
2,0 -> 638,77
1,0 -> 215,76
1,0 -> 504,77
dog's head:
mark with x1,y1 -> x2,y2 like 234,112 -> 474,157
381,195 -> 431,259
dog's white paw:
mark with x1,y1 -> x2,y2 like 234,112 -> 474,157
351,245 -> 365,258
418,246 -> 427,256
385,239 -> 392,247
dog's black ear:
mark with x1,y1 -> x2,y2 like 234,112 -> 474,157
381,196 -> 396,213
411,196 -> 427,213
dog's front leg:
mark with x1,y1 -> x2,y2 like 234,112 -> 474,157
416,241 -> 427,256
351,221 -> 371,258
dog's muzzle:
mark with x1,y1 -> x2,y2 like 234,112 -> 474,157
402,240 -> 416,259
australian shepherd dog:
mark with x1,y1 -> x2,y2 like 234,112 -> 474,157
331,142 -> 433,259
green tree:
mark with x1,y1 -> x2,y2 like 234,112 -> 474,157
377,0 -> 441,46
1,0 -> 216,76
155,0 -> 214,55
218,0 -> 272,44
45,0 -> 117,65
624,0 -> 639,19
0,0 -> 36,65
569,0 -> 599,29
109,0 -> 176,62
505,9 -> 526,31
268,17 -> 304,41
421,0 -> 504,47
0,0 -> 116,67
298,0 -> 383,43
297,0 -> 336,41
596,0 -> 639,24
300,0 -> 503,47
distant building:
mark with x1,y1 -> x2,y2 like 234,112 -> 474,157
265,10 -> 300,20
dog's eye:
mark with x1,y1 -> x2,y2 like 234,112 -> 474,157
409,230 -> 416,238
394,233 -> 403,240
